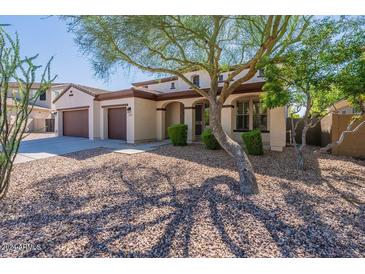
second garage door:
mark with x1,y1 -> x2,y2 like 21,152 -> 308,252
108,107 -> 127,140
63,109 -> 89,138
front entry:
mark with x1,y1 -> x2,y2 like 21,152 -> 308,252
108,107 -> 127,140
194,103 -> 209,138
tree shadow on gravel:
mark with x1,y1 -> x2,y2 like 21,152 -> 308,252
1,162 -> 363,257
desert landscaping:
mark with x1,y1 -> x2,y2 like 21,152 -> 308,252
1,144 -> 364,257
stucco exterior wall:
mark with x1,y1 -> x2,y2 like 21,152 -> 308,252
7,98 -> 51,132
147,70 -> 264,93
53,83 -> 286,151
331,114 -> 365,158
99,97 -> 135,143
154,92 -> 286,151
93,100 -> 101,139
32,89 -> 52,109
269,107 -> 286,151
133,98 -> 157,142
166,102 -> 183,125
54,87 -> 95,139
28,110 -> 52,132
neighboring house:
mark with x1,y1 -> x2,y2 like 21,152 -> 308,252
321,99 -> 365,158
6,82 -> 67,132
53,70 -> 287,151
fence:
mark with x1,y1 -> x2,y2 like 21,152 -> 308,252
286,118 -> 322,146
322,114 -> 365,158
288,115 -> 365,158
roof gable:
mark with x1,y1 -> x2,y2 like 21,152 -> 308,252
52,84 -> 110,104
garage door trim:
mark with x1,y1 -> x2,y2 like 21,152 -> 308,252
57,106 -> 90,111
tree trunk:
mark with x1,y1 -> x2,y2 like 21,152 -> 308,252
320,115 -> 365,154
209,101 -> 259,195
297,124 -> 309,170
290,117 -> 304,170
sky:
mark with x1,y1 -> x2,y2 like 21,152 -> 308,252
0,16 -> 153,91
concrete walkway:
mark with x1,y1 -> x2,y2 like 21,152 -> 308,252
15,136 -> 170,164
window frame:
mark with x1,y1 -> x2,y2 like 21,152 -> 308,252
252,98 -> 268,131
234,97 -> 269,132
39,91 -> 46,101
170,82 -> 176,90
235,99 -> 250,131
191,75 -> 200,87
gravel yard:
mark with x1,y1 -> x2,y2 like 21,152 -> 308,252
0,144 -> 364,258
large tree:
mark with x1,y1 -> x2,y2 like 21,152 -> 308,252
65,15 -> 309,194
261,17 -> 363,169
0,27 -> 54,199
320,32 -> 365,153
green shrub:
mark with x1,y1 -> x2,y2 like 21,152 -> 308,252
241,129 -> 264,155
167,124 -> 187,146
202,128 -> 220,150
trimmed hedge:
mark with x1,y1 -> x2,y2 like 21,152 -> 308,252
241,129 -> 264,155
167,124 -> 187,146
202,128 -> 220,150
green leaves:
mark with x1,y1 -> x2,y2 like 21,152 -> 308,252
260,16 -> 365,118
0,26 -> 55,199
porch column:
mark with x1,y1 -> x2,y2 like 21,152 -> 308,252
269,106 -> 286,151
100,108 -> 107,140
221,105 -> 234,138
184,106 -> 194,143
55,111 -> 63,137
156,108 -> 166,140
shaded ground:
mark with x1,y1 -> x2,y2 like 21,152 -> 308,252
0,145 -> 364,257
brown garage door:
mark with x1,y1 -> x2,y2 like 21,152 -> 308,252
108,107 -> 127,140
63,109 -> 89,138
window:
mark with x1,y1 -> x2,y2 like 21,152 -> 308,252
236,100 -> 249,130
258,69 -> 264,78
218,74 -> 224,82
192,75 -> 200,87
170,82 -> 176,89
253,99 -> 267,131
39,91 -> 46,101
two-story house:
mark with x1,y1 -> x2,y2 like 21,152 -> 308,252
53,70 -> 286,151
6,82 -> 67,132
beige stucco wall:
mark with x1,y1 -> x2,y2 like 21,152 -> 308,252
331,114 -> 365,157
269,107 -> 286,151
28,109 -> 52,132
54,87 -> 95,139
155,92 -> 286,151
53,87 -> 286,151
147,70 -> 264,93
133,97 -> 157,142
7,98 -> 51,132
165,102 -> 184,137
99,97 -> 135,143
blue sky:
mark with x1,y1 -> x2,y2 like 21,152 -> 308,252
0,16 -> 153,91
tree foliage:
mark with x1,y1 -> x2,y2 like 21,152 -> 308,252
260,16 -> 365,168
0,27 -> 55,199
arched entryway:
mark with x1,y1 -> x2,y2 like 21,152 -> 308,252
165,101 -> 185,138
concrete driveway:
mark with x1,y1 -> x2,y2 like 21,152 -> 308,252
15,136 -> 169,164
